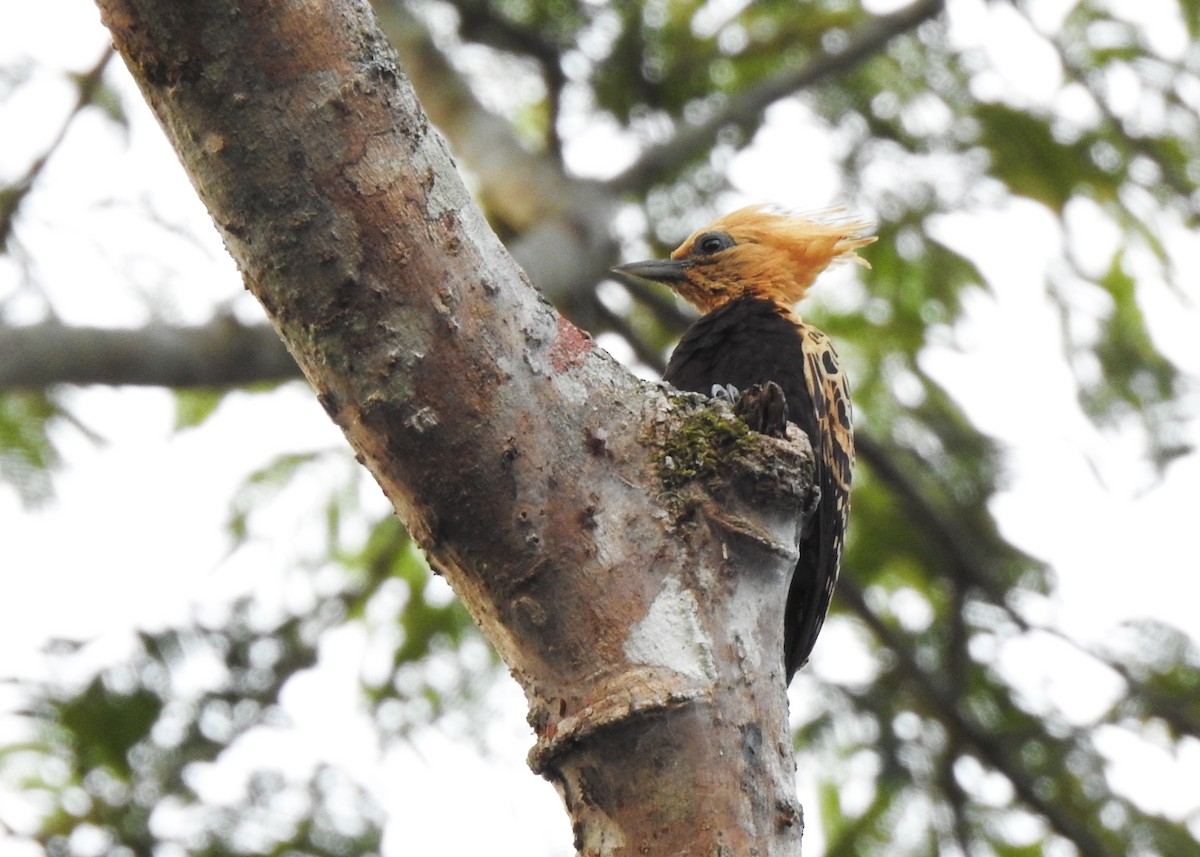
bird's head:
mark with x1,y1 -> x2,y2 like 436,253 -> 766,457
613,205 -> 875,314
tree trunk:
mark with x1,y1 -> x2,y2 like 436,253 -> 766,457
93,1 -> 814,852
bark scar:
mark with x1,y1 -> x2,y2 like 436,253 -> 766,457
527,666 -> 708,775
548,314 -> 593,373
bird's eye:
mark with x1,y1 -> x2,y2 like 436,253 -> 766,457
695,231 -> 734,255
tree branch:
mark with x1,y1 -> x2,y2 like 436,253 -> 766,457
0,318 -> 297,389
613,0 -> 946,193
371,1 -> 615,318
854,431 -> 1022,608
92,0 -> 814,852
838,577 -> 1118,857
448,0 -> 568,156
0,48 -> 114,251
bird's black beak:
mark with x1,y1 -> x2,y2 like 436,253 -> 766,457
611,258 -> 689,284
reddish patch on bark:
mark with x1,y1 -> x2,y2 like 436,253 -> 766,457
549,315 -> 593,373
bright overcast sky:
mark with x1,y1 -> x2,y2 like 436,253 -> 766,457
2,2 -> 1198,856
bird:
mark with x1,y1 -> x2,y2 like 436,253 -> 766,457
613,205 -> 874,681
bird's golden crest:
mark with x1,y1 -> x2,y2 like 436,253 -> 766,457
669,205 -> 876,313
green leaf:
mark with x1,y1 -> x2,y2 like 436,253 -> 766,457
172,387 -> 226,430
0,392 -> 62,507
1181,0 -> 1200,37
1077,251 -> 1182,431
226,450 -> 324,543
53,678 -> 162,779
974,103 -> 1114,212
89,80 -> 128,130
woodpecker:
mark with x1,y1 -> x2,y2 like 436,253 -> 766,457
614,205 -> 874,680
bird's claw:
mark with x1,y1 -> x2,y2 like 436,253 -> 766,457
733,381 -> 788,438
710,383 -> 740,403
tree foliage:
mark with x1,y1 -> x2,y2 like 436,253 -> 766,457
2,0 -> 1197,855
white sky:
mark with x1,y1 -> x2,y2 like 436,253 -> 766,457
2,2 -> 1198,855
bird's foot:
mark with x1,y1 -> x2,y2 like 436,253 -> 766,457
710,383 -> 740,403
733,381 -> 788,438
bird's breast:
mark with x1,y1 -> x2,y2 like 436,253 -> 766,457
663,296 -> 812,411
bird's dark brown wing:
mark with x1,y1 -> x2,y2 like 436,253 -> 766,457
664,296 -> 852,680
787,324 -> 852,677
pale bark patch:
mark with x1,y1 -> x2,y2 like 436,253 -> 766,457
625,577 -> 716,682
